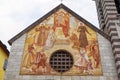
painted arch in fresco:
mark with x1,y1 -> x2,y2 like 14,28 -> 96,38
20,9 -> 103,76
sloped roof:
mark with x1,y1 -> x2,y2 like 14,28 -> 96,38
0,40 -> 9,56
8,4 -> 110,45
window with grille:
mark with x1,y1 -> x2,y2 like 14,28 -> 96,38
50,50 -> 73,73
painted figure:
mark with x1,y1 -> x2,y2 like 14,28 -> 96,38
53,11 -> 69,37
87,59 -> 93,74
70,33 -> 80,50
22,44 -> 36,68
44,26 -> 50,43
90,43 -> 100,68
36,25 -> 46,46
44,29 -> 55,50
35,50 -> 47,74
78,23 -> 91,48
74,48 -> 89,73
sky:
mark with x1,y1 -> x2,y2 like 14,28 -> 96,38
0,0 -> 99,50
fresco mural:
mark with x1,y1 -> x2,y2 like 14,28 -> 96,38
20,9 -> 103,75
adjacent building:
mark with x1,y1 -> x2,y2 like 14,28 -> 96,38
0,41 -> 9,80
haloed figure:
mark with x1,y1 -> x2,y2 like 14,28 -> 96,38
78,23 -> 91,49
36,25 -> 46,46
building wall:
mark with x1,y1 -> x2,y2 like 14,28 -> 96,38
5,33 -> 118,80
0,47 -> 8,80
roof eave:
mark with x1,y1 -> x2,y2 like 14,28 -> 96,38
0,41 -> 9,56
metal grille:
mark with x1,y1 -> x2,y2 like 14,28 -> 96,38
50,50 -> 73,73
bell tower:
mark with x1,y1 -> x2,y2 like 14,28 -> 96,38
94,0 -> 120,78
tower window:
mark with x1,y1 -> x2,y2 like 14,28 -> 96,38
50,50 -> 73,73
114,0 -> 120,14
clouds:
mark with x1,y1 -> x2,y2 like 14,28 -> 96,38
64,0 -> 98,27
0,0 -> 98,50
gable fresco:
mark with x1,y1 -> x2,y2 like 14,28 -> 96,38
20,9 -> 103,76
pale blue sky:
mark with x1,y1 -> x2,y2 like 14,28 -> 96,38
0,0 -> 99,50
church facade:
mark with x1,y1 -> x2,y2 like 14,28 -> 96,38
5,1 -> 120,80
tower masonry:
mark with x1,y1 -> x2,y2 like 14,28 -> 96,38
94,0 -> 120,78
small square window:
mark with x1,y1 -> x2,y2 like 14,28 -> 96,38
3,59 -> 8,70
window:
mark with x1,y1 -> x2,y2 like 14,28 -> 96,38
115,0 -> 120,14
50,50 -> 73,73
115,22 -> 120,38
3,59 -> 8,70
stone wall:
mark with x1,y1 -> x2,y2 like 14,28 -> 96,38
5,33 -> 118,80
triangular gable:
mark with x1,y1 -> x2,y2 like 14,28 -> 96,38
8,4 -> 110,45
